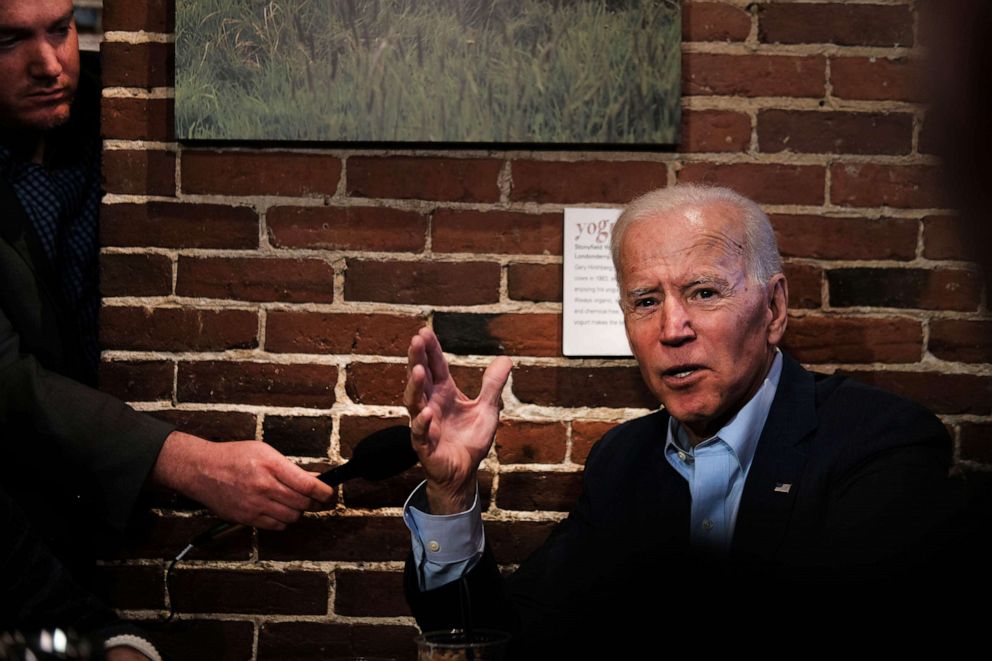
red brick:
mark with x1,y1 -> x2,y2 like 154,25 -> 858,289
103,0 -> 174,32
831,57 -> 922,102
495,420 -> 568,464
508,263 -> 562,302
344,260 -> 500,305
510,160 -> 667,204
107,512 -> 252,561
181,151 -> 342,196
960,423 -> 992,463
266,312 -> 423,355
432,209 -> 562,254
92,565 -> 164,610
497,471 -> 583,511
100,41 -> 174,88
571,420 -> 620,464
258,622 -> 419,661
146,409 -> 257,442
258,516 -> 409,561
678,163 -> 825,205
347,156 -> 501,202
102,149 -> 175,196
839,370 -> 992,415
101,202 -> 258,249
784,263 -> 823,309
685,54 -> 826,97
830,163 -> 944,209
929,320 -> 992,363
101,97 -> 174,141
152,621 -> 254,661
758,3 -> 913,47
266,205 -> 427,251
681,110 -> 751,153
345,363 -> 484,405
828,268 -> 981,312
100,307 -> 258,351
335,570 -> 408,617
683,1 -> 751,42
772,215 -> 918,260
178,362 -> 337,407
344,363 -> 406,406
782,316 -> 922,364
100,253 -> 172,297
262,415 -> 333,457
99,360 -> 173,401
923,216 -> 971,260
339,415 -> 409,458
918,112 -> 941,156
170,568 -> 327,615
487,520 -> 556,563
758,110 -> 912,155
433,312 -> 562,357
176,257 -> 333,303
513,365 -> 657,409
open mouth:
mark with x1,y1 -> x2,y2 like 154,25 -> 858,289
662,364 -> 705,380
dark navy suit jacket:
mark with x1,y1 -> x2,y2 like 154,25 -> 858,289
405,352 -> 957,654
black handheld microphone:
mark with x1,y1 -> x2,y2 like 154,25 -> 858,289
184,425 -> 418,551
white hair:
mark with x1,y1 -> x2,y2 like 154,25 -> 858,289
609,184 -> 782,284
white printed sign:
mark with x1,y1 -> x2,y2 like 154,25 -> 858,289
562,208 -> 632,357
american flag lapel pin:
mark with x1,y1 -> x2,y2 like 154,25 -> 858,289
773,483 -> 792,493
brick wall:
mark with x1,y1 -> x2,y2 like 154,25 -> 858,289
97,1 -> 990,658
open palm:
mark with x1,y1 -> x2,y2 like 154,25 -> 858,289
404,327 -> 512,513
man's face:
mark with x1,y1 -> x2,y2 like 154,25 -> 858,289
0,0 -> 79,132
619,202 -> 787,442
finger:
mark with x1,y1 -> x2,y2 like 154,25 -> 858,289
404,363 -> 428,412
259,499 -> 304,526
272,459 -> 336,504
421,327 -> 451,384
253,514 -> 288,531
407,331 -> 427,377
307,497 -> 333,512
478,356 -> 513,407
410,406 -> 433,449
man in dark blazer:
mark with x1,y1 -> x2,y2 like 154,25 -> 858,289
400,185 -> 957,653
0,0 -> 333,643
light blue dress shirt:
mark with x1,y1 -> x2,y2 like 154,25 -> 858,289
404,351 -> 783,591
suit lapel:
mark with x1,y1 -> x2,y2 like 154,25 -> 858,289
731,353 -> 817,561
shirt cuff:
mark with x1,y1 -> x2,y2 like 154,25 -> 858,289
403,480 -> 485,591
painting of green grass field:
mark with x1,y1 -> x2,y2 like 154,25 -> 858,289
175,0 -> 681,143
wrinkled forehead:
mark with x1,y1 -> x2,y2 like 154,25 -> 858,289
619,202 -> 748,274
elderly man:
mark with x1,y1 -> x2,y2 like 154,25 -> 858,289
0,1 -> 333,649
401,185 -> 954,651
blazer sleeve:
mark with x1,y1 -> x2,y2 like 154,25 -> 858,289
403,434 -> 619,654
0,304 -> 174,531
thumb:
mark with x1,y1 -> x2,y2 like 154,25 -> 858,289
274,460 -> 335,503
478,356 -> 512,407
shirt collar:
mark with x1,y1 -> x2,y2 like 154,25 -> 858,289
665,349 -> 783,472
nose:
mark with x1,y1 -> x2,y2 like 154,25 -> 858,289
659,297 -> 695,347
28,40 -> 63,80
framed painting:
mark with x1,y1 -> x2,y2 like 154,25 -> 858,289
175,0 -> 681,143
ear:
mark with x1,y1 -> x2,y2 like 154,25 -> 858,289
766,273 -> 788,345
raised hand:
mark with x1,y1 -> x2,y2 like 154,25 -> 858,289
404,327 -> 512,514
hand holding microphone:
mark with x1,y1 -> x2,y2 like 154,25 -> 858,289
185,425 -> 418,549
